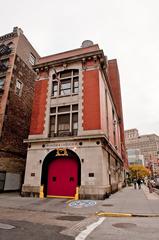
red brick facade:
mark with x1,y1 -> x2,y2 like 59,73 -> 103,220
108,59 -> 128,167
30,79 -> 48,135
83,69 -> 101,130
0,28 -> 39,190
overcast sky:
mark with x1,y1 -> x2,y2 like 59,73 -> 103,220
0,0 -> 159,135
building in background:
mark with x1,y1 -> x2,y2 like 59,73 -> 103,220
125,128 -> 159,176
127,149 -> 144,166
0,27 -> 39,192
22,40 -> 128,199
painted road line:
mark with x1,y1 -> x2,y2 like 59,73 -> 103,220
75,217 -> 105,240
0,223 -> 15,230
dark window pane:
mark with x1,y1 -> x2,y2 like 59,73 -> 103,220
73,69 -> 79,75
52,74 -> 57,80
52,81 -> 58,96
72,113 -> 78,136
72,104 -> 78,111
0,59 -> 8,71
60,70 -> 72,78
0,172 -> 5,181
50,107 -> 56,113
49,116 -> 55,137
0,77 -> 5,88
73,78 -> 79,87
58,114 -> 70,135
58,105 -> 70,112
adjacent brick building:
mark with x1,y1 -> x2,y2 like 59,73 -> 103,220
0,27 -> 39,191
22,40 -> 128,199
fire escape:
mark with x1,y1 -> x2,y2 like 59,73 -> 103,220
0,43 -> 12,93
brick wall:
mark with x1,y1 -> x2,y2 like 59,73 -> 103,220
30,78 -> 48,135
82,69 -> 101,130
0,55 -> 36,172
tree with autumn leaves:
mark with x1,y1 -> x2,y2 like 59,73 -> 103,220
129,164 -> 151,180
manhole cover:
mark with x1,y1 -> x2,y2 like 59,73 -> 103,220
112,223 -> 137,229
102,204 -> 113,207
68,200 -> 96,208
0,223 -> 15,230
56,215 -> 85,221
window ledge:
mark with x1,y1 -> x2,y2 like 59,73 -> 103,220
51,93 -> 78,99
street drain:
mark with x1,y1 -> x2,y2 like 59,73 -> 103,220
0,223 -> 15,230
102,204 -> 113,207
112,223 -> 137,229
56,215 -> 85,221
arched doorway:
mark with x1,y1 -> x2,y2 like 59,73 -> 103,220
41,149 -> 81,198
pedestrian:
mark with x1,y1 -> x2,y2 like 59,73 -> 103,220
137,178 -> 141,189
133,179 -> 137,189
147,179 -> 153,193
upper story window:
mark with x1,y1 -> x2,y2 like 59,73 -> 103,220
112,108 -> 117,146
52,69 -> 79,97
49,104 -> 78,137
0,44 -> 12,56
29,53 -> 36,65
15,79 -> 23,96
0,76 -> 5,92
0,59 -> 8,72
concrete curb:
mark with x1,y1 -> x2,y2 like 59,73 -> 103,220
96,212 -> 159,217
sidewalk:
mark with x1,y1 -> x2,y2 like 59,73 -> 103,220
0,185 -> 159,216
97,185 -> 159,215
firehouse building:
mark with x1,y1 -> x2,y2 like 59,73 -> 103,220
22,41 -> 127,199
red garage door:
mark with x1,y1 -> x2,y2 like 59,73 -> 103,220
47,157 -> 78,197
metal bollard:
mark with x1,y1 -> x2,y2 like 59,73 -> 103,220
75,187 -> 79,200
39,185 -> 44,199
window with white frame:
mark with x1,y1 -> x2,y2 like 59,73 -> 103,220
52,69 -> 79,97
15,79 -> 23,96
0,76 -> 5,91
29,53 -> 36,65
49,104 -> 78,137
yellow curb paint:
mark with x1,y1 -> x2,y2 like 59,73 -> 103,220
96,212 -> 159,218
96,212 -> 132,217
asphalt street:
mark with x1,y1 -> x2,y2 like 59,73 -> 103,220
85,217 -> 159,240
0,220 -> 73,240
0,185 -> 159,239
